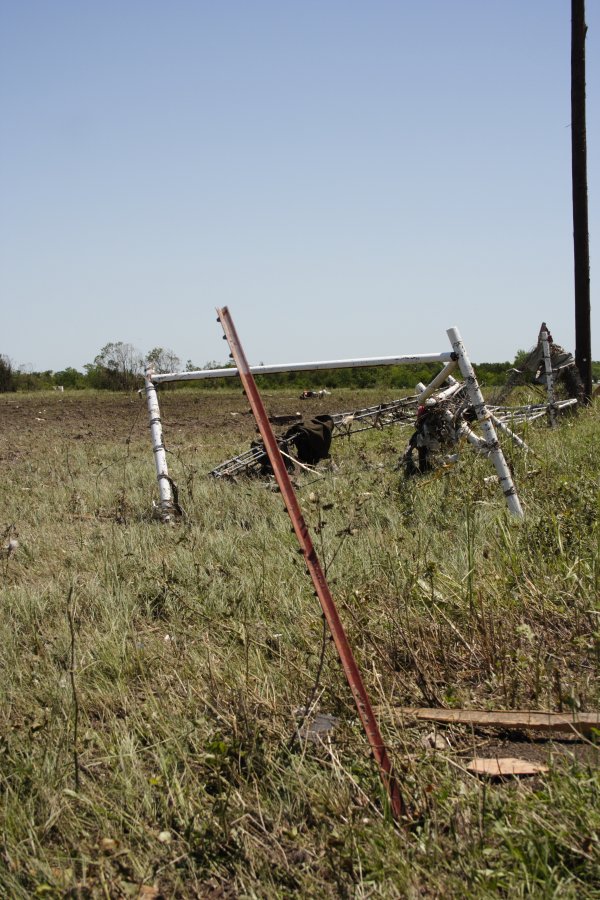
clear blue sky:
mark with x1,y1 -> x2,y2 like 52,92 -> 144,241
1,1 -> 597,372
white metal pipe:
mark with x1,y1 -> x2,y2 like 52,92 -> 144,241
540,330 -> 556,427
144,369 -> 174,520
416,371 -> 460,401
416,380 -> 463,402
416,360 -> 459,402
150,351 -> 455,383
447,327 -> 524,519
489,413 -> 532,454
436,381 -> 464,402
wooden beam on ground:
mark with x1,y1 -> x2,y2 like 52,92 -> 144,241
390,708 -> 600,738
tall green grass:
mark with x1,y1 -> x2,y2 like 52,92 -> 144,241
1,391 -> 599,896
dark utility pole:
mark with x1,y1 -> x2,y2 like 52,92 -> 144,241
571,0 -> 592,401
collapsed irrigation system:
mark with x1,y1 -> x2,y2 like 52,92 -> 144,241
144,320 -> 581,521
141,314 -> 585,820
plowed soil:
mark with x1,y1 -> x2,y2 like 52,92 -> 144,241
0,388 -> 372,454
0,392 -> 249,440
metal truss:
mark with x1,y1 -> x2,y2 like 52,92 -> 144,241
209,386 -> 580,480
209,395 -> 420,478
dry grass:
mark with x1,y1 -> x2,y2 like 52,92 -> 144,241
1,388 -> 599,897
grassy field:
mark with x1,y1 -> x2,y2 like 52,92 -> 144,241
1,387 -> 599,898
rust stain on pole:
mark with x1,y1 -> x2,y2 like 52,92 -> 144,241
216,306 -> 406,822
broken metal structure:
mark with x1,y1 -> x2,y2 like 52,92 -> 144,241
144,323 -> 524,519
399,324 -> 582,474
210,324 -> 580,482
402,375 -> 532,476
491,323 -> 583,417
210,395 -> 420,479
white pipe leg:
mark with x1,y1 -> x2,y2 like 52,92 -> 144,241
144,369 -> 175,521
447,327 -> 524,519
451,414 -> 488,451
541,330 -> 556,427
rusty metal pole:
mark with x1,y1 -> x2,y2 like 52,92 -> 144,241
217,306 -> 406,822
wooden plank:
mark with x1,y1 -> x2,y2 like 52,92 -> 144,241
390,708 -> 600,737
467,758 -> 549,777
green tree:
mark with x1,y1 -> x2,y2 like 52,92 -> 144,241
145,347 -> 181,374
0,355 -> 16,392
54,367 -> 86,389
87,342 -> 144,390
513,349 -> 530,368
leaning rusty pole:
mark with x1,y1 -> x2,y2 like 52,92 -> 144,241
217,306 -> 407,822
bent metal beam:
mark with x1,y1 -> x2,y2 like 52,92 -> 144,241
150,351 -> 454,383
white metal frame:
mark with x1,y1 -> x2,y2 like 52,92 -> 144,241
540,329 -> 557,427
144,325 -> 524,520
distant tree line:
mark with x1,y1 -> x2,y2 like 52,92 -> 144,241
0,344 -> 189,393
1,344 -> 599,394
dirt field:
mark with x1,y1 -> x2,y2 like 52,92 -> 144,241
0,386 -> 396,461
1,390 -> 251,442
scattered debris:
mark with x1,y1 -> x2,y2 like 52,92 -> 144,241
210,397 -> 419,478
242,415 -> 335,476
466,758 -> 549,778
2,538 -> 19,558
402,396 -> 466,476
492,322 -> 584,407
283,415 -> 334,465
137,887 -> 161,899
296,710 -> 338,743
212,371 -> 540,483
300,389 -> 331,399
1,525 -> 19,559
99,838 -> 118,854
421,730 -> 450,751
147,318 -> 578,516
